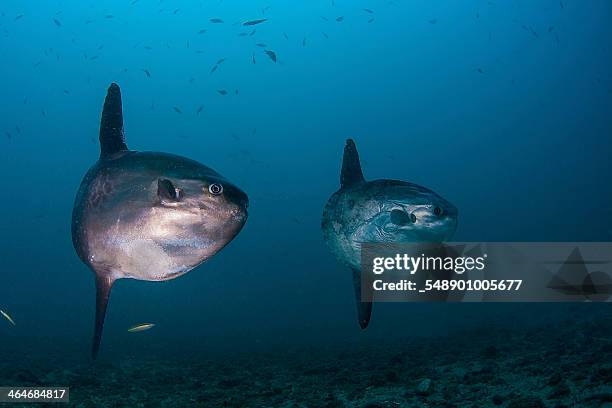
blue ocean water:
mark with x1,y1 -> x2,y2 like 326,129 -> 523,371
0,0 -> 611,406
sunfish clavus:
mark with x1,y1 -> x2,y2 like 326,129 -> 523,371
321,139 -> 457,329
71,83 -> 248,358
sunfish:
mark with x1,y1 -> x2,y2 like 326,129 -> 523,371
72,83 -> 248,358
321,139 -> 457,328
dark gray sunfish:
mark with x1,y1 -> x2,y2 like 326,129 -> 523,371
198,29 -> 207,34
217,89 -> 228,95
71,84 -> 248,358
53,18 -> 62,27
363,8 -> 374,14
243,18 -> 267,26
196,105 -> 204,115
210,18 -> 223,23
264,49 -> 276,62
252,53 -> 256,64
336,16 -> 344,22
210,64 -> 218,74
141,68 -> 151,77
173,106 -> 182,114
321,139 -> 457,329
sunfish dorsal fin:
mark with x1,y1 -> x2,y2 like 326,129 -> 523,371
99,83 -> 128,159
341,139 -> 365,188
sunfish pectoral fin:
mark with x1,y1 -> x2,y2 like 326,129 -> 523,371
99,83 -> 128,159
92,274 -> 115,359
352,268 -> 373,329
340,139 -> 365,188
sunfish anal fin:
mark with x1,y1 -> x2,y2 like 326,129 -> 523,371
92,274 -> 115,359
341,139 -> 365,188
99,83 -> 128,159
352,268 -> 372,329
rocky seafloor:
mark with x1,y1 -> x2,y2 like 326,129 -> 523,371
1,314 -> 611,408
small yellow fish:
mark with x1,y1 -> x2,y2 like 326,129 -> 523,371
0,309 -> 16,326
127,323 -> 155,333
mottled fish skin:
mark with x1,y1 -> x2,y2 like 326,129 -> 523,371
322,180 -> 457,270
72,151 -> 248,282
321,139 -> 457,328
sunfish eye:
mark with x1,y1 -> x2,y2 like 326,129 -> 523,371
208,183 -> 223,195
433,206 -> 443,216
390,209 -> 414,226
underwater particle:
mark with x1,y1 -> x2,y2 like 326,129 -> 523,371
368,18 -> 375,23
210,64 -> 218,74
363,8 -> 374,14
336,16 -> 344,22
235,89 -> 239,95
141,68 -> 151,77
283,32 -> 288,40
0,309 -> 15,326
243,18 -> 267,26
210,18 -> 224,23
302,37 -> 306,47
127,323 -> 155,333
429,18 -> 438,24
249,29 -> 256,36
173,106 -> 182,114
217,58 -> 226,64
322,32 -> 328,39
476,68 -> 484,74
197,28 -> 207,34
252,53 -> 256,64
264,49 -> 277,62
15,14 -> 24,21
320,16 -> 329,21
53,18 -> 62,27
217,89 -> 228,95
256,43 -> 267,47
196,105 -> 204,115
105,15 -> 114,19
416,378 -> 432,396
